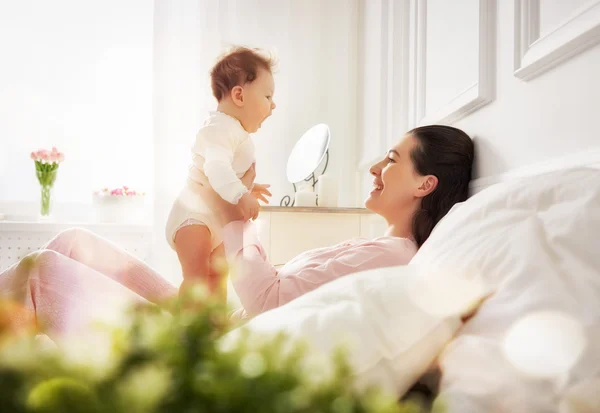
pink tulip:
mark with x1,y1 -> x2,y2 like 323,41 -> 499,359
49,147 -> 59,162
57,152 -> 64,163
30,152 -> 36,160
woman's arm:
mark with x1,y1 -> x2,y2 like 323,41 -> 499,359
223,221 -> 414,317
223,221 -> 279,316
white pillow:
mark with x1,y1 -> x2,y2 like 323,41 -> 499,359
410,168 -> 600,413
225,263 -> 485,397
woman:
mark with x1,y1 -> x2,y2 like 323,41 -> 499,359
226,125 -> 474,317
0,125 -> 474,337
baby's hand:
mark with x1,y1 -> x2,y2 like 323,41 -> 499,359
238,192 -> 260,221
251,183 -> 272,204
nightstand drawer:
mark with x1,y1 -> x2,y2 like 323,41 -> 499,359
268,212 -> 361,265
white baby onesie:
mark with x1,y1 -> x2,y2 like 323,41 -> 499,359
165,111 -> 255,251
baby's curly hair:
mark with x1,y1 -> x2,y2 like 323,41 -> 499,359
210,46 -> 275,102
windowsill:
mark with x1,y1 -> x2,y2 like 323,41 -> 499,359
0,200 -> 152,229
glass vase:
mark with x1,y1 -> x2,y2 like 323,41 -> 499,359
36,166 -> 58,220
39,183 -> 54,219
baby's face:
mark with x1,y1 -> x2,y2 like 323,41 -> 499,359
241,69 -> 276,133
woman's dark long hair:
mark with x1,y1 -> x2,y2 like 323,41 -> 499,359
409,125 -> 474,247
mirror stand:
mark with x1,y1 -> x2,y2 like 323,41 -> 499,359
280,149 -> 329,207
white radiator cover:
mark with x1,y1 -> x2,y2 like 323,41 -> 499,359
0,221 -> 151,270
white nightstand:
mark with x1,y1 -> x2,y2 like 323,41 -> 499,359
225,206 -> 385,310
255,206 -> 385,266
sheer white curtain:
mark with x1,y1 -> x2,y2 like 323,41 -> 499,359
152,0 -> 359,282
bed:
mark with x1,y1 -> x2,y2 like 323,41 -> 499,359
230,164 -> 600,413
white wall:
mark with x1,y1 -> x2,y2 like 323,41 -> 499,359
0,0 -> 153,220
454,0 -> 600,179
358,0 -> 600,198
357,0 -> 412,204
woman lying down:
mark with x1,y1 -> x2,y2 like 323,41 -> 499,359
0,125 -> 474,340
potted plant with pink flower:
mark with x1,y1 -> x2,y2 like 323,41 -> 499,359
30,147 -> 65,218
92,185 -> 147,223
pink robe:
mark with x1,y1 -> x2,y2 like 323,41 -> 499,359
0,228 -> 177,339
224,221 -> 417,317
0,223 -> 417,337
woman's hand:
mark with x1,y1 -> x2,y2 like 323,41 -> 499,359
241,163 -> 256,189
238,192 -> 260,221
190,181 -> 244,226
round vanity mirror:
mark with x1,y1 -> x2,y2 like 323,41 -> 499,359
285,123 -> 330,183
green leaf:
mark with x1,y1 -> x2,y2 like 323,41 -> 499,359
0,295 -> 422,413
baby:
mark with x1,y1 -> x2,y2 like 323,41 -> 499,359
165,46 -> 276,296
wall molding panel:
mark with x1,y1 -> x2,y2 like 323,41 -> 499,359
408,0 -> 495,127
514,0 -> 600,80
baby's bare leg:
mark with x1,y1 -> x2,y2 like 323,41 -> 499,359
174,224 -> 214,296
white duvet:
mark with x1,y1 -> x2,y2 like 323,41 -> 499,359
411,168 -> 600,413
233,168 -> 600,413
